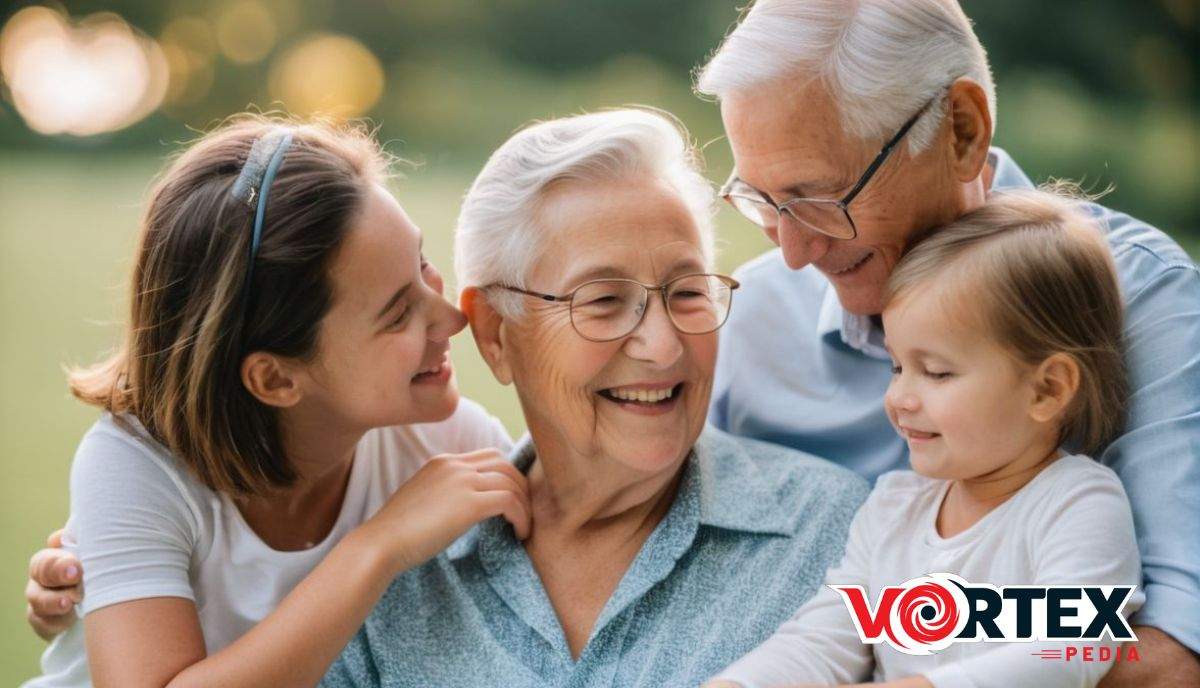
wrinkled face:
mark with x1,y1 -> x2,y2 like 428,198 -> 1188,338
882,281 -> 1042,481
302,183 -> 467,431
504,177 -> 717,477
721,80 -> 959,315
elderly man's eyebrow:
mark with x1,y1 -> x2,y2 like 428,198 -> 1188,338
779,178 -> 850,199
739,175 -> 844,203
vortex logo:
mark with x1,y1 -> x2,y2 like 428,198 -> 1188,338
829,573 -> 1138,655
893,576 -> 967,653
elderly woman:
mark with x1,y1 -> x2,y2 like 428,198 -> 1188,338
319,109 -> 867,687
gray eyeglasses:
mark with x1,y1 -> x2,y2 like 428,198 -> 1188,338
720,95 -> 938,241
493,273 -> 740,342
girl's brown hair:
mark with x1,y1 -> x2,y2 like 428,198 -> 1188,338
69,115 -> 389,496
885,184 -> 1127,456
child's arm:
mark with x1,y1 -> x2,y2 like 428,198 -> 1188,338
705,494 -> 878,688
82,449 -> 531,688
896,464 -> 1143,688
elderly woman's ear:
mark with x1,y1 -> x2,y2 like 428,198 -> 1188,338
460,286 -> 515,385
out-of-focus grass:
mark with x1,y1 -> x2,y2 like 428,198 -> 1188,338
0,153 -> 1194,684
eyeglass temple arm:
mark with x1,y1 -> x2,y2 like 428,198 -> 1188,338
842,101 -> 933,207
499,285 -> 568,302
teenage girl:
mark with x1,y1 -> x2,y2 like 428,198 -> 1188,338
23,116 -> 527,688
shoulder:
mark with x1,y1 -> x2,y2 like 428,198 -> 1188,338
700,427 -> 870,528
1086,201 -> 1194,270
1083,200 -> 1198,299
1029,455 -> 1129,509
1014,456 -> 1136,545
991,148 -> 1195,294
67,415 -> 209,579
71,413 -> 211,509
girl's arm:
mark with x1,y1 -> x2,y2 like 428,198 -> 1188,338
84,449 -> 531,688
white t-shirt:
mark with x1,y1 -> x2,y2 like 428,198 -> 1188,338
23,398 -> 512,688
717,454 -> 1144,688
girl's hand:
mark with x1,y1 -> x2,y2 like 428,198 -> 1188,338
26,528 -> 84,641
359,448 -> 532,573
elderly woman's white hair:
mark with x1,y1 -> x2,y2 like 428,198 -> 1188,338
696,0 -> 996,154
454,108 -> 715,317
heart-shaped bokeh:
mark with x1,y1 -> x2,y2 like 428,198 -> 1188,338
0,6 -> 167,136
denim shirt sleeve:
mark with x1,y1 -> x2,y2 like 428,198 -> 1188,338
1101,242 -> 1200,653
320,625 -> 379,687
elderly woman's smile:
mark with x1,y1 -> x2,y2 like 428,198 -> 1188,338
503,177 -> 717,475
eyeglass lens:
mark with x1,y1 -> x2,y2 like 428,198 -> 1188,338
569,275 -> 733,341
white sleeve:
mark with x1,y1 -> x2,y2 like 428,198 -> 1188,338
714,492 -> 877,687
67,420 -> 199,616
922,462 -> 1143,688
439,397 -> 514,455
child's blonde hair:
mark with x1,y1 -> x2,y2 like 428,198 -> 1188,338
885,185 -> 1127,456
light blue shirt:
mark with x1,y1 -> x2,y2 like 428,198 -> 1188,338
321,428 -> 868,687
709,147 -> 1200,653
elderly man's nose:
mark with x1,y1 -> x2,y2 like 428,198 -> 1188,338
778,215 -> 831,270
625,297 -> 683,366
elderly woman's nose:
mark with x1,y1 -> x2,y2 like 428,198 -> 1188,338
624,296 -> 684,366
779,214 -> 832,270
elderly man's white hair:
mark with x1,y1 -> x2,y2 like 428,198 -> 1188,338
696,0 -> 997,154
455,108 -> 715,317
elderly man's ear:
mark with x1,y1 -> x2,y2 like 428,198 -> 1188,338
946,76 -> 993,183
460,286 -> 515,385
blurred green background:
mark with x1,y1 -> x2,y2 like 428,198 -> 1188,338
1,0 -> 1196,682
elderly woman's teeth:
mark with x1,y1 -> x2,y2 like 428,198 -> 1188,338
606,386 -> 676,403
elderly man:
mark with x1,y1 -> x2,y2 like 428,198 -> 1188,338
697,1 -> 1199,686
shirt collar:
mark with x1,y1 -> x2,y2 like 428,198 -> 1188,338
446,427 -> 795,564
815,283 -> 890,360
691,427 -> 796,536
988,146 -> 1035,191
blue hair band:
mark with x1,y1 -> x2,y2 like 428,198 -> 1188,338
232,130 -> 294,290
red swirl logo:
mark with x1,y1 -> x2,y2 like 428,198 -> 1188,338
897,582 -> 960,646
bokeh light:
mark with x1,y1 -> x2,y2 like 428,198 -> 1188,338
268,33 -> 384,118
0,6 -> 167,136
159,15 -> 216,106
215,0 -> 277,65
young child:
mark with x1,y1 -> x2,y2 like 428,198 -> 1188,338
707,187 -> 1143,688
23,116 -> 527,688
